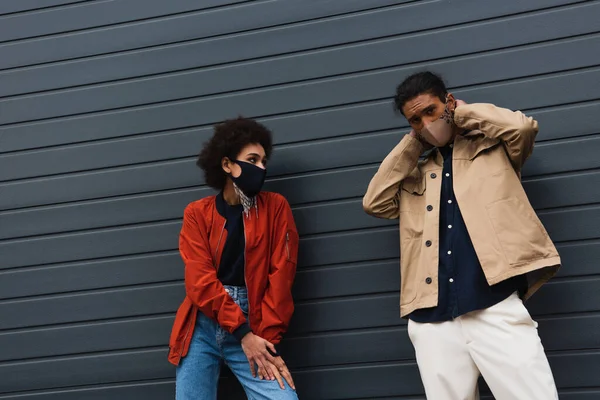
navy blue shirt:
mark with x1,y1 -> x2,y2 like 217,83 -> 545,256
409,144 -> 526,322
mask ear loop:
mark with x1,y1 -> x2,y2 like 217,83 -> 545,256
228,159 -> 259,218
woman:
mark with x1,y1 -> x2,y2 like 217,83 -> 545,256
168,117 -> 300,399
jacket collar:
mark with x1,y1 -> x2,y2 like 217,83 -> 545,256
216,191 -> 227,218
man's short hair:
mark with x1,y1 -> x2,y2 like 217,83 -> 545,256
394,71 -> 448,115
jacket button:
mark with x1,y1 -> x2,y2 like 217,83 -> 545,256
430,173 -> 437,179
426,205 -> 433,212
425,277 -> 432,284
425,240 -> 432,247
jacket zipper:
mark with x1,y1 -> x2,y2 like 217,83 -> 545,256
243,215 -> 251,327
215,221 -> 227,268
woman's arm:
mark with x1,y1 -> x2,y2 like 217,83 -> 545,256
181,203 -> 279,380
180,204 -> 248,333
257,195 -> 299,345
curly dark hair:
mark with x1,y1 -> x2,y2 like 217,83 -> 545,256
197,117 -> 273,190
394,71 -> 448,115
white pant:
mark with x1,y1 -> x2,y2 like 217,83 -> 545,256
408,293 -> 558,400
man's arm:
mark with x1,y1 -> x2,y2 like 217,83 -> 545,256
363,134 -> 424,219
454,103 -> 538,171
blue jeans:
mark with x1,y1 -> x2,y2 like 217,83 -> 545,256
176,286 -> 299,400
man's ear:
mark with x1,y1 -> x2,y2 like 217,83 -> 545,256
221,157 -> 232,174
445,93 -> 457,111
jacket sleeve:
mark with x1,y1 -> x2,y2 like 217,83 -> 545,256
257,196 -> 299,345
180,204 -> 248,336
363,134 -> 424,219
454,103 -> 538,171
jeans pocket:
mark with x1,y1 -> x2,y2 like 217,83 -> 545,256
236,296 -> 249,315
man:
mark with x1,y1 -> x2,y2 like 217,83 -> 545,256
363,71 -> 560,399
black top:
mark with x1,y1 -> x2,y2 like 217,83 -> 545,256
215,192 -> 252,341
409,144 -> 526,322
216,192 -> 246,287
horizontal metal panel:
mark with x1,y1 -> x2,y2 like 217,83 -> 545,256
0,1 -> 82,15
1,3 -> 595,98
0,1 -> 597,397
0,0 -> 247,43
0,155 -> 598,243
0,165 -> 374,239
539,205 -> 600,242
525,170 -> 600,210
0,188 -> 598,270
0,315 -> 173,363
1,96 -> 599,183
534,100 -> 600,141
0,283 -> 185,330
0,380 -> 597,400
0,380 -> 176,400
0,348 -> 172,395
0,252 -> 182,300
2,312 -> 597,380
1,113 -> 599,214
0,227 -> 400,299
1,223 -> 596,300
0,275 -> 597,334
3,9 -> 600,124
1,59 -> 598,161
293,260 -> 400,301
528,277 -> 600,316
1,348 -> 599,397
0,0 -> 407,70
524,135 -> 600,177
0,199 -> 398,269
0,221 -> 182,270
299,226 -> 600,280
0,0 -> 580,72
555,240 -> 600,278
289,279 -> 600,336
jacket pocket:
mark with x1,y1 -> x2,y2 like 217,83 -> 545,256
401,177 -> 426,196
486,197 -> 554,265
399,236 -> 422,305
464,136 -> 501,160
400,177 -> 427,217
459,136 -> 509,176
285,229 -> 299,265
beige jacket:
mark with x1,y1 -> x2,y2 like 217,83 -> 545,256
363,103 -> 560,317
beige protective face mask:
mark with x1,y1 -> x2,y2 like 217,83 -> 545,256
418,100 -> 455,148
419,117 -> 454,147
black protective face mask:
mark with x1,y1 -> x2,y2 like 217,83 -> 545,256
230,160 -> 267,198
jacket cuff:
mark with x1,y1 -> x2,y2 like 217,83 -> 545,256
233,323 -> 252,342
267,346 -> 280,357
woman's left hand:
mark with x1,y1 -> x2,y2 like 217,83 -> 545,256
266,356 -> 295,390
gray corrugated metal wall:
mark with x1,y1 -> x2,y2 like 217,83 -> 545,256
0,1 -> 599,398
